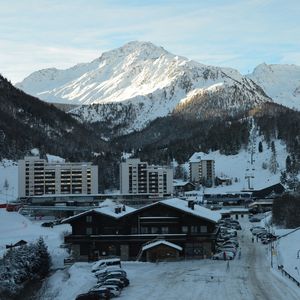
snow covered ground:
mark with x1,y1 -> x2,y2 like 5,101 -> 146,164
34,218 -> 300,300
275,228 -> 300,282
0,208 -> 70,268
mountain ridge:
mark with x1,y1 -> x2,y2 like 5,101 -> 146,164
14,41 -> 299,135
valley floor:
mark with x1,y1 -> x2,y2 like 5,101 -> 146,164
37,218 -> 300,300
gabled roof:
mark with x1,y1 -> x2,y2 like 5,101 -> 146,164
173,180 -> 195,187
62,198 -> 220,224
61,199 -> 136,223
160,198 -> 221,223
142,240 -> 182,251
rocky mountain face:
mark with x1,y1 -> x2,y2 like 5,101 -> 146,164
248,63 -> 300,111
16,41 -> 272,135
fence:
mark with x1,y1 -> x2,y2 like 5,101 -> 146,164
278,265 -> 300,287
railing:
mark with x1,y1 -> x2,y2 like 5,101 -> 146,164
278,265 -> 300,287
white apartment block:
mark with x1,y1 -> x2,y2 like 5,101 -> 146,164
120,158 -> 173,196
18,156 -> 98,197
189,154 -> 215,187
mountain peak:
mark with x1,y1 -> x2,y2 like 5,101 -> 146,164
99,40 -> 169,62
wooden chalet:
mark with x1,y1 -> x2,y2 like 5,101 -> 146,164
62,198 -> 221,262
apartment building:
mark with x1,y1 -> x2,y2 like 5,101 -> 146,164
119,158 -> 173,196
18,156 -> 98,197
189,154 -> 215,187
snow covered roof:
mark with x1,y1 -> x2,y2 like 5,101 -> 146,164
61,199 -> 136,223
160,198 -> 221,223
62,198 -> 220,224
189,152 -> 214,163
142,240 -> 183,251
173,180 -> 193,187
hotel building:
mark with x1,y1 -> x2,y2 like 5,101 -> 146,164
119,158 -> 173,197
18,156 -> 98,197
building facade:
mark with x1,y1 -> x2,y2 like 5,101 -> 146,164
189,155 -> 215,187
120,158 -> 173,196
62,198 -> 220,261
18,156 -> 98,197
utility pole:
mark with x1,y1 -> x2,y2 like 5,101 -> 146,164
245,119 -> 256,190
3,179 -> 9,206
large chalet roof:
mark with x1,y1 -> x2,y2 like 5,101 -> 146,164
160,198 -> 221,223
62,198 -> 221,224
61,199 -> 136,223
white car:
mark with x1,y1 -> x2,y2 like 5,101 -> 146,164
91,258 -> 121,272
212,251 -> 234,260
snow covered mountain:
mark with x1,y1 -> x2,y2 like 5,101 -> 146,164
16,41 -> 271,133
248,63 -> 300,111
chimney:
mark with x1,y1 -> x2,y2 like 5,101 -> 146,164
115,207 -> 119,214
122,205 -> 126,212
188,200 -> 195,210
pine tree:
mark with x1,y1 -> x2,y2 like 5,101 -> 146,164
286,155 -> 292,173
269,141 -> 278,174
258,141 -> 263,153
35,237 -> 51,276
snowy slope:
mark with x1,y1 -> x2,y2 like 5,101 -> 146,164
0,209 -> 70,268
16,41 -> 270,132
190,138 -> 288,193
248,63 -> 300,111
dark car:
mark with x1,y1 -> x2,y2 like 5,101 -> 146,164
41,221 -> 54,227
102,277 -> 129,287
75,290 -> 110,300
249,217 -> 261,223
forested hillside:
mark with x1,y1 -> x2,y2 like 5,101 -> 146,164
0,75 -> 107,161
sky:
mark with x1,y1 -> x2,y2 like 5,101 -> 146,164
0,0 -> 299,83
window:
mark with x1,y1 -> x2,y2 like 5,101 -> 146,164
161,226 -> 169,234
86,215 -> 92,223
151,227 -> 159,234
182,226 -> 188,233
131,227 -> 138,234
200,225 -> 207,233
86,227 -> 93,235
191,225 -> 198,234
141,227 -> 149,234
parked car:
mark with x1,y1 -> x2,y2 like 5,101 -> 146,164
252,228 -> 266,236
75,290 -> 109,300
41,221 -> 54,227
103,272 -> 127,281
222,240 -> 239,248
212,251 -> 234,260
230,224 -> 242,230
256,231 -> 268,238
250,226 -> 264,232
104,278 -> 127,288
249,217 -> 261,222
95,267 -> 127,279
92,258 -> 121,273
91,285 -> 121,297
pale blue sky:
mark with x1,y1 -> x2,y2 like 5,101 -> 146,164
0,0 -> 299,82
